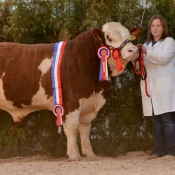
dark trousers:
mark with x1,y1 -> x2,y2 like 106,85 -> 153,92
150,112 -> 175,157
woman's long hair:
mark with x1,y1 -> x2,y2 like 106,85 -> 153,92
145,14 -> 168,44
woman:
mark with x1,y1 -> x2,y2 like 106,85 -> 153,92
141,14 -> 175,159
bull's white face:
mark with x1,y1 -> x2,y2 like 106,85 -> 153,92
102,22 -> 139,76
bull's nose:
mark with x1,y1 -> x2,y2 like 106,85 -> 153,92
128,47 -> 138,53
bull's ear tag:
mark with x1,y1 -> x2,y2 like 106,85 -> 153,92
112,49 -> 123,72
130,35 -> 136,41
97,46 -> 110,81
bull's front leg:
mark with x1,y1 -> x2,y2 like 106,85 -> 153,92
79,122 -> 96,158
63,110 -> 81,161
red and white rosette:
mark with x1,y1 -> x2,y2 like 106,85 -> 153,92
53,104 -> 65,126
112,48 -> 123,72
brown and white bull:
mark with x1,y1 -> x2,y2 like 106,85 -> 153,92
0,22 -> 139,161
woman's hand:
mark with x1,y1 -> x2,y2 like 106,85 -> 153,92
141,45 -> 147,54
137,44 -> 147,54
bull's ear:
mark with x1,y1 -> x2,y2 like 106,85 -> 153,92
92,28 -> 105,44
130,26 -> 142,41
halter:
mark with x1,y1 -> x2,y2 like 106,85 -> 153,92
107,39 -> 131,52
133,45 -> 150,97
97,39 -> 132,81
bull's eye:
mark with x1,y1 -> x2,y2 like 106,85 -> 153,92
107,35 -> 112,42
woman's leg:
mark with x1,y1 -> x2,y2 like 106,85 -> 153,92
150,115 -> 166,157
161,112 -> 175,156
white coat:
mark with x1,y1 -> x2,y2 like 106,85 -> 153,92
141,37 -> 175,116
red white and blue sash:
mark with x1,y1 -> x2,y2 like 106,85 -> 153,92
51,41 -> 66,133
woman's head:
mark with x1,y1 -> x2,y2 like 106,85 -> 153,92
146,14 -> 168,43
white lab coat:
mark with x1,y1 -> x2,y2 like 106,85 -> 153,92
141,37 -> 175,116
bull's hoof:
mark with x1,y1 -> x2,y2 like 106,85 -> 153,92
67,153 -> 81,161
68,156 -> 81,161
81,153 -> 99,160
82,152 -> 96,158
86,155 -> 101,161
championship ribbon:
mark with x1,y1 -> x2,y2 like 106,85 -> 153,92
112,48 -> 123,72
97,46 -> 110,81
51,41 -> 66,133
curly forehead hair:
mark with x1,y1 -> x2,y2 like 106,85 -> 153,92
146,14 -> 168,44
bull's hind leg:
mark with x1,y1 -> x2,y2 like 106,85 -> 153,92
79,122 -> 96,158
63,111 -> 81,161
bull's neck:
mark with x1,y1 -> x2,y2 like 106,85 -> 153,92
108,57 -> 128,77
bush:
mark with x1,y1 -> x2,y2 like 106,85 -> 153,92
0,0 -> 174,157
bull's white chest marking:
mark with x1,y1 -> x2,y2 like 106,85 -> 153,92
64,90 -> 106,124
79,90 -> 106,123
38,58 -> 52,75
